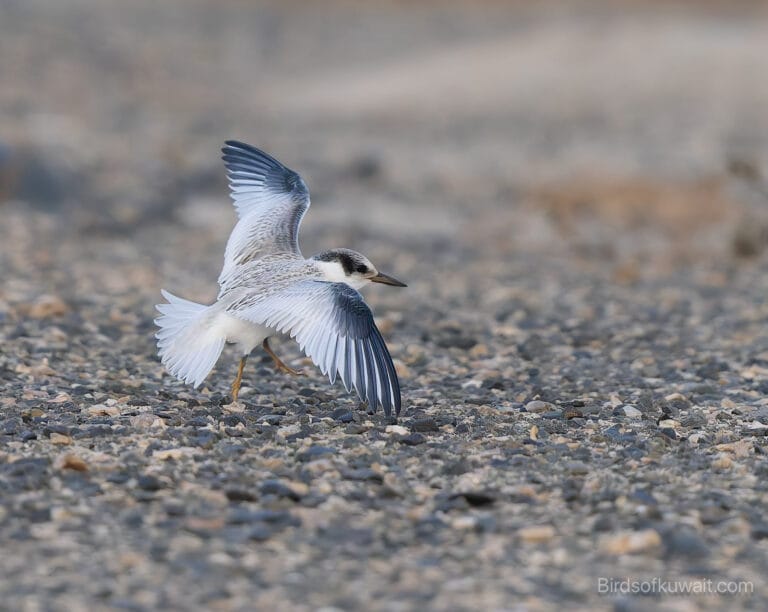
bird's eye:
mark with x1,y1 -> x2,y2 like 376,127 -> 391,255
355,265 -> 368,274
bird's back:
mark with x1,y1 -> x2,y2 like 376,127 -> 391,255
217,254 -> 320,304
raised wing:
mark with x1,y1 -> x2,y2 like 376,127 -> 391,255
227,280 -> 401,417
218,141 -> 310,285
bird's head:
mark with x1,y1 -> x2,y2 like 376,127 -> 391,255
311,248 -> 407,291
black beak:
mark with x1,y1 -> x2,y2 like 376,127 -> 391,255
370,272 -> 407,287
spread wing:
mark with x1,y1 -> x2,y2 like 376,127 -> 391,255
218,141 -> 310,285
227,280 -> 401,417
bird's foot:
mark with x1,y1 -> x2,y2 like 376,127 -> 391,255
262,338 -> 303,376
275,361 -> 302,376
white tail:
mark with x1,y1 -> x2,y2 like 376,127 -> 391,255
155,289 -> 225,388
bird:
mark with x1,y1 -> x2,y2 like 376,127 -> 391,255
155,140 -> 407,417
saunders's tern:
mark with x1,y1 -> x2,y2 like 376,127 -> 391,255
155,141 -> 406,416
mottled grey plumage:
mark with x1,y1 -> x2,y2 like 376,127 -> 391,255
156,140 -> 405,416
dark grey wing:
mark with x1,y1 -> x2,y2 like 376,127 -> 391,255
218,141 -> 311,284
228,280 -> 401,417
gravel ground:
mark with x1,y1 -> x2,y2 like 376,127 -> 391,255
2,1 -> 768,610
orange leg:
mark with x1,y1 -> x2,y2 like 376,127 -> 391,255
231,356 -> 247,402
263,339 -> 301,376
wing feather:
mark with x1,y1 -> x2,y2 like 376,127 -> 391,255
361,339 -> 377,409
218,141 -> 311,286
326,336 -> 339,384
228,280 -> 401,417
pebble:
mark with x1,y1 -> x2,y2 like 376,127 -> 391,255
658,419 -> 680,429
600,529 -> 662,555
518,525 -> 556,543
398,433 -> 426,446
136,475 -> 164,491
662,529 -> 709,559
566,461 -> 589,475
153,447 -> 198,461
50,433 -> 72,445
345,423 -> 370,435
341,468 -> 384,483
260,479 -> 303,500
410,417 -> 439,432
130,414 -> 166,430
56,454 -> 88,472
86,404 -> 120,417
260,414 -> 283,426
622,405 -> 642,419
184,517 -> 226,534
451,515 -> 481,531
228,509 -> 299,528
525,400 -> 554,414
297,446 -> 335,462
393,360 -> 412,378
451,491 -> 496,507
434,330 -> 477,350
223,489 -> 256,503
385,425 -> 409,436
278,424 -> 302,437
659,428 -> 677,440
26,295 -> 69,319
711,454 -> 733,470
331,408 -> 355,423
751,523 -> 768,540
248,524 -> 274,541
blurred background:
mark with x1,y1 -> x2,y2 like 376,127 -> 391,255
2,0 -> 768,335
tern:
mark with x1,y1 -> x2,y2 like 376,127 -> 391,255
155,141 -> 406,416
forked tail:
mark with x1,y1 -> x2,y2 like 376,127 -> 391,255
154,289 -> 225,388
